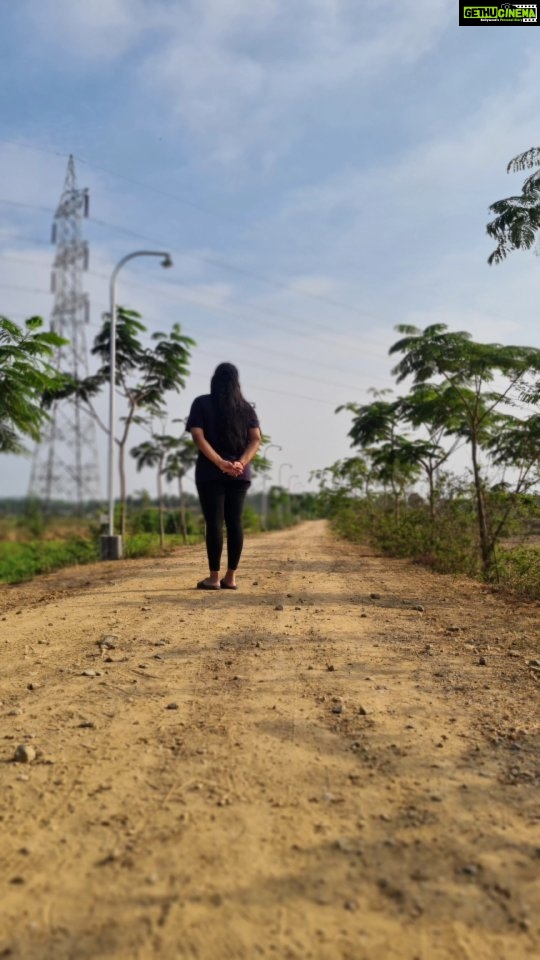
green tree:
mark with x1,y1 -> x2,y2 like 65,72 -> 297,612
161,434 -> 197,544
337,393 -> 422,520
487,146 -> 540,265
62,307 -> 195,538
310,457 -> 370,526
389,323 -> 540,574
487,147 -> 540,407
484,413 -> 540,543
311,456 -> 369,498
0,315 -> 67,457
398,383 -> 462,525
131,433 -> 170,549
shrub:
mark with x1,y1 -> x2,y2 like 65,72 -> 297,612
0,538 -> 99,583
243,505 -> 262,533
330,496 -> 481,577
495,546 -> 540,600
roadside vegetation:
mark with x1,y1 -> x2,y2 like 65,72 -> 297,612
313,147 -> 540,600
1,305 -> 314,583
313,321 -> 540,599
0,488 -> 314,584
3,146 -> 540,594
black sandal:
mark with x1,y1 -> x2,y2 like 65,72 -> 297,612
197,579 -> 221,590
220,579 -> 238,590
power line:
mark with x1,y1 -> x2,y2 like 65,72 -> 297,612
0,140 -> 67,161
0,188 -> 387,330
0,306 -> 380,408
1,232 -> 390,360
0,252 -> 51,269
88,214 -> 387,326
84,305 -> 378,397
0,262 -> 390,396
0,197 -> 52,215
0,248 -> 381,377
83,253 -> 391,359
0,282 -> 50,295
0,231 -> 50,248
0,235 -> 391,363
0,190 -> 393,353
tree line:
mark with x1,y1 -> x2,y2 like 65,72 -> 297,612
1,305 -> 276,544
316,322 -> 540,578
2,144 -> 540,570
313,145 -> 540,583
0,306 -> 196,539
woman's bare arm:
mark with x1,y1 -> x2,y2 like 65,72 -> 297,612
190,427 -> 237,475
235,427 -> 262,469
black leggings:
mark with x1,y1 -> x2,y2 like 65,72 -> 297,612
197,478 -> 250,571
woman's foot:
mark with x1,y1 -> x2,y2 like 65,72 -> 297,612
197,576 -> 220,590
220,569 -> 237,589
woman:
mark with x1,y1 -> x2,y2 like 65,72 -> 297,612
186,363 -> 261,590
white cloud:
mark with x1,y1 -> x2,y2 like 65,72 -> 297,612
2,6 -> 539,501
13,0 -> 452,168
138,0 -> 452,168
261,45 -> 540,290
20,0 -> 159,60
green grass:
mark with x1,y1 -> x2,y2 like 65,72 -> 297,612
0,533 -> 201,583
0,538 -> 100,583
122,533 -> 197,558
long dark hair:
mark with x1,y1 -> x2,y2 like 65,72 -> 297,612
210,362 -> 252,452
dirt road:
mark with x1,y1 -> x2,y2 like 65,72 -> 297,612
1,521 -> 539,960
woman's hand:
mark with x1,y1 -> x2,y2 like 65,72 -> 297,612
220,459 -> 244,476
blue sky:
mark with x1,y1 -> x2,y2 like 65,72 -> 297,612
1,1 -> 539,500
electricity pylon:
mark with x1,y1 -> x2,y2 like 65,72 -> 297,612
29,155 -> 101,510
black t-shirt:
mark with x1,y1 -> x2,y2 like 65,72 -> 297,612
186,394 -> 260,482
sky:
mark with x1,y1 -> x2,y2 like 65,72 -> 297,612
1,0 -> 540,502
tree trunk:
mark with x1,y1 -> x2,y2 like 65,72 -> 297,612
390,478 -> 400,522
428,467 -> 435,525
427,465 -> 436,547
178,476 -> 188,544
158,458 -> 165,550
470,434 -> 492,574
118,408 -> 135,541
118,441 -> 127,540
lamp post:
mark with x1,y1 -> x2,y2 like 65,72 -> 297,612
100,250 -> 173,561
278,462 -> 292,488
278,462 -> 292,528
288,474 -> 300,524
261,443 -> 281,530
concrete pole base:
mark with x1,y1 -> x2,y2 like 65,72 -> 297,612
100,535 -> 123,561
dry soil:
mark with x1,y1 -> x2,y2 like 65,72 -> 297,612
0,520 -> 539,960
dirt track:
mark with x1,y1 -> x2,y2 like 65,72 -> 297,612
1,520 -> 539,960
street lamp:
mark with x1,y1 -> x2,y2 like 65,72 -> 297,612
287,474 -> 300,524
278,462 -> 292,488
261,443 -> 281,530
277,462 -> 292,528
100,250 -> 173,561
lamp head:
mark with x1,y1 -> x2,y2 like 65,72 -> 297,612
161,254 -> 173,269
